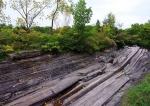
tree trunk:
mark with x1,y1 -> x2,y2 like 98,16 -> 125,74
50,0 -> 59,34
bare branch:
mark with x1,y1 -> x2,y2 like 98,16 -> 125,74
11,0 -> 49,29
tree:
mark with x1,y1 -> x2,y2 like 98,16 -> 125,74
96,20 -> 101,32
102,13 -> 116,37
128,23 -> 142,35
103,13 -> 115,28
0,0 -> 7,23
47,0 -> 72,34
50,0 -> 60,33
0,0 -> 4,21
0,0 -> 3,10
11,0 -> 49,30
73,0 -> 92,34
142,23 -> 150,39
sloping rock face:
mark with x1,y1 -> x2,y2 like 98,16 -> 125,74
0,46 -> 149,106
0,50 -> 117,105
106,49 -> 150,106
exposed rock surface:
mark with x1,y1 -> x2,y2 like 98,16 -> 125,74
0,46 -> 149,106
8,50 -> 43,60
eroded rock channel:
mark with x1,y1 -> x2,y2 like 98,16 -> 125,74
0,46 -> 150,106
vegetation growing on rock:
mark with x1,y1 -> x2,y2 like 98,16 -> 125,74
121,73 -> 150,106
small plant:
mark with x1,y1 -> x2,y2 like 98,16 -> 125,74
121,73 -> 150,106
3,45 -> 14,53
41,42 -> 61,54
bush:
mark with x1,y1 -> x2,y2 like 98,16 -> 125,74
54,26 -> 72,35
124,22 -> 150,49
0,26 -> 64,55
84,32 -> 115,53
59,30 -> 79,52
121,73 -> 150,106
13,27 -> 28,35
40,34 -> 61,54
0,24 -> 116,55
11,31 -> 42,50
0,28 -> 14,45
114,31 -> 149,49
2,45 -> 14,53
59,28 -> 114,53
0,24 -> 13,30
41,42 -> 61,54
32,26 -> 50,34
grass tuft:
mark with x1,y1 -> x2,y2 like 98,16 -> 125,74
121,73 -> 150,106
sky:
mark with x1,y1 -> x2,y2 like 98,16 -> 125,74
86,0 -> 150,28
4,0 -> 150,28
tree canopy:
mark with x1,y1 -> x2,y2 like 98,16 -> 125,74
73,0 -> 92,34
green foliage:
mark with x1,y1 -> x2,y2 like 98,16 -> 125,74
32,26 -> 50,34
0,12 -> 149,62
103,13 -> 115,28
54,26 -> 72,35
102,13 -> 117,38
2,45 -> 14,53
73,0 -> 92,34
40,34 -> 61,54
0,28 -> 15,46
41,42 -> 61,54
124,22 -> 150,49
13,27 -> 28,35
141,23 -> 150,39
0,23 -> 116,56
0,24 -> 13,30
0,27 -> 51,52
121,73 -> 150,106
83,32 -> 115,53
126,23 -> 142,35
59,26 -> 115,53
58,29 -> 79,52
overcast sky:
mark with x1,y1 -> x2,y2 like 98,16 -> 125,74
86,0 -> 150,28
5,0 -> 150,28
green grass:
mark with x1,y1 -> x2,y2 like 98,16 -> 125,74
121,73 -> 150,106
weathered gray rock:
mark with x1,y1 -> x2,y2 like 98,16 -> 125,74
8,50 -> 43,60
0,47 -> 149,106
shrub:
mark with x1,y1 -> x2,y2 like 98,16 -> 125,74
32,26 -> 50,34
0,24 -> 13,30
59,31 -> 79,52
2,45 -> 14,53
40,34 -> 61,54
54,26 -> 72,35
13,28 -> 27,35
59,28 -> 114,53
84,32 -> 116,53
124,22 -> 150,49
41,42 -> 61,54
0,28 -> 14,45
